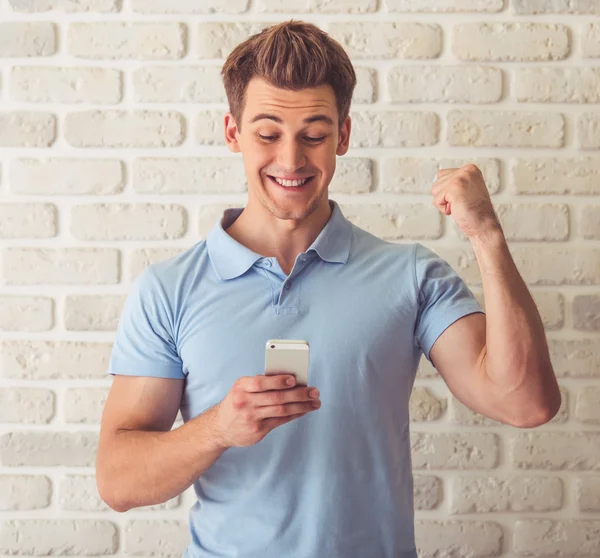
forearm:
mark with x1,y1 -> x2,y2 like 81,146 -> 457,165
99,406 -> 226,512
470,229 -> 561,423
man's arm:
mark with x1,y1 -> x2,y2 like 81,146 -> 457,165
427,163 -> 562,428
429,230 -> 561,428
96,375 -> 226,512
96,373 -> 320,512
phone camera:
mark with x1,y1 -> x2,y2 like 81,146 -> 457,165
270,345 -> 275,348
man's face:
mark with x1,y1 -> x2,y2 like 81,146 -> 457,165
224,77 -> 351,222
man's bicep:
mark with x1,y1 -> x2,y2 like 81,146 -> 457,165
428,312 -> 513,425
101,375 -> 184,434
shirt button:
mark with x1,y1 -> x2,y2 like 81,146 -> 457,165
285,282 -> 292,290
264,259 -> 272,268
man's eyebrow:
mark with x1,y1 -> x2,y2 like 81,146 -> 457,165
249,113 -> 334,126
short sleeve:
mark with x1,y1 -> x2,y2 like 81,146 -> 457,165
413,243 -> 485,364
107,267 -> 184,379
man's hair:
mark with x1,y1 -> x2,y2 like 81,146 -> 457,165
221,20 -> 357,131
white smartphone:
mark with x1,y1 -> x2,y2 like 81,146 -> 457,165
265,339 -> 310,387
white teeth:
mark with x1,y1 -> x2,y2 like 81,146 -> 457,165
274,177 -> 309,187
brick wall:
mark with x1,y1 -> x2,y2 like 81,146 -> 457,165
0,1 -> 599,556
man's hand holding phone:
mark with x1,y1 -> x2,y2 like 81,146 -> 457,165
212,374 -> 321,448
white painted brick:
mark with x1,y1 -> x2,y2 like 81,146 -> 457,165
576,386 -> 600,424
70,204 -> 186,241
388,66 -> 502,103
124,520 -> 190,556
0,341 -> 112,380
329,22 -> 442,59
354,67 -> 377,103
581,206 -> 600,240
417,358 -> 438,378
197,23 -> 272,59
0,112 -> 56,147
133,158 -> 247,194
341,203 -> 441,240
132,0 -> 248,12
531,291 -> 565,331
495,203 -> 569,241
255,0 -> 308,11
329,158 -> 373,194
65,110 -> 184,148
513,0 -> 600,13
352,111 -> 439,148
130,247 -> 188,280
0,296 -> 54,332
578,112 -> 600,149
549,338 -> 600,378
313,0 -> 377,11
2,248 -> 120,285
0,476 -> 51,510
415,521 -> 503,557
256,0 -> 378,12
448,111 -> 564,148
11,67 -> 122,104
196,110 -> 226,145
382,158 -> 500,195
582,23 -> 600,58
510,158 -> 600,195
453,23 -> 569,61
413,475 -> 441,510
515,68 -> 600,103
64,295 -> 125,331
449,396 -> 501,427
573,295 -> 600,331
64,387 -> 108,423
431,246 -> 483,287
412,433 -> 499,469
198,203 -> 244,239
514,520 -> 600,556
68,22 -> 186,60
0,519 -> 117,555
0,431 -> 99,466
0,204 -> 56,239
409,387 -> 446,421
60,475 -> 180,511
510,247 -> 600,285
0,388 -> 55,424
0,23 -> 57,57
134,66 -> 225,103
9,0 -> 120,10
512,432 -> 600,470
387,0 -> 503,10
10,158 -> 124,195
577,477 -> 600,512
451,476 -> 563,514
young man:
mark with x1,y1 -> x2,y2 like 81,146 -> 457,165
96,21 -> 561,558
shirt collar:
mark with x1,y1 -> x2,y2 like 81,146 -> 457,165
206,200 -> 353,281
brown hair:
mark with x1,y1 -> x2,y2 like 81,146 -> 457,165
221,20 -> 356,131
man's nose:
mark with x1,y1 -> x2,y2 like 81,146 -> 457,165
277,139 -> 306,172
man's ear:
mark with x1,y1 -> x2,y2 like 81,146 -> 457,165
224,113 -> 241,153
336,115 -> 351,156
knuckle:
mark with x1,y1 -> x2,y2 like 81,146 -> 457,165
275,404 -> 287,416
251,377 -> 262,392
231,395 -> 246,410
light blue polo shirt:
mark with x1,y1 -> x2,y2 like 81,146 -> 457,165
108,199 -> 484,558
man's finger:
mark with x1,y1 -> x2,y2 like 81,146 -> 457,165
241,373 -> 296,393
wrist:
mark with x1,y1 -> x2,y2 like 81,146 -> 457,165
204,404 -> 231,452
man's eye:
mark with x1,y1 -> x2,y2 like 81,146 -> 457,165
259,135 -> 277,141
305,136 -> 326,142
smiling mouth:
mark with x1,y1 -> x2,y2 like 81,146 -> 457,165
267,175 -> 315,188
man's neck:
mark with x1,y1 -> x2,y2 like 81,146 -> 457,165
225,199 -> 333,275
